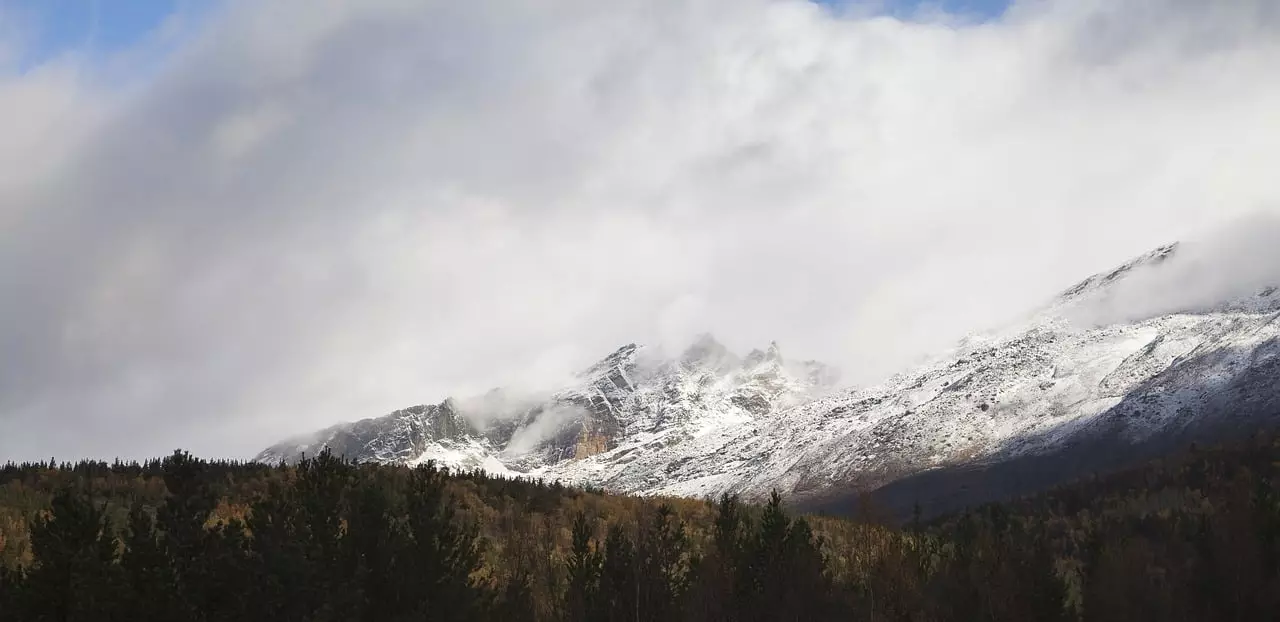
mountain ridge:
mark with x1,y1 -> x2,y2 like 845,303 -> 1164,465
256,335 -> 839,478
258,242 -> 1280,513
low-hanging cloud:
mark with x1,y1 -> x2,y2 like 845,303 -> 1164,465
2,0 -> 1279,461
1064,212 -> 1280,327
503,404 -> 593,457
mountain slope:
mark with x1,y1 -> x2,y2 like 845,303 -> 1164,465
256,335 -> 840,481
258,242 -> 1280,512
256,400 -> 514,474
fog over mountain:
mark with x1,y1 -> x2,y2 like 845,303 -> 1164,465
1,0 -> 1279,461
1063,214 -> 1280,327
256,233 -> 1280,519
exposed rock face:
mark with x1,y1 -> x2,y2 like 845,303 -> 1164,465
256,335 -> 839,480
573,430 -> 610,460
259,242 -> 1280,516
257,400 -> 491,466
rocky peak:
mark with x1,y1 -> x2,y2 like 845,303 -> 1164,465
743,341 -> 785,370
680,333 -> 740,373
254,400 -> 486,465
1055,242 -> 1179,306
800,360 -> 840,388
259,334 -> 834,470
578,343 -> 640,380
767,340 -> 784,363
260,239 -> 1280,519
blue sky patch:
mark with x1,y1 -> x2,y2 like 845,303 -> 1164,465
813,0 -> 1012,22
4,0 -> 1012,73
3,0 -> 183,70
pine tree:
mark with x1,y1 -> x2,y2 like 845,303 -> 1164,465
403,462 -> 484,621
154,449 -> 223,620
0,562 -> 22,619
741,491 -> 828,622
119,501 -> 182,620
203,516 -> 253,622
636,504 -> 690,622
691,494 -> 746,621
294,449 -> 356,619
244,476 -> 310,621
343,470 -> 407,621
20,486 -> 118,621
600,524 -> 638,622
565,511 -> 603,622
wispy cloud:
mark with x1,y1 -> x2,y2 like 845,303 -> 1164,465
1,0 -> 1278,461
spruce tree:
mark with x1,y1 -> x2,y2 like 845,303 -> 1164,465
404,462 -> 484,621
119,501 -> 181,619
741,490 -> 828,622
0,563 -> 21,619
636,504 -> 690,622
565,511 -> 603,622
600,524 -> 638,622
21,487 -> 118,621
343,470 -> 405,622
244,477 -> 310,621
695,494 -> 746,621
293,449 -> 356,619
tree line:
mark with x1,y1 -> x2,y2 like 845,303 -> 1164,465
4,433 -> 1280,620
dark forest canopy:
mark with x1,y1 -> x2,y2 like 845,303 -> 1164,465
4,433 -> 1280,621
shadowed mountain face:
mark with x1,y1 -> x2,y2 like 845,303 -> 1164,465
260,242 -> 1280,515
807,337 -> 1280,521
802,248 -> 1280,519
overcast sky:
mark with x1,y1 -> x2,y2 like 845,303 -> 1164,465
1,0 -> 1278,461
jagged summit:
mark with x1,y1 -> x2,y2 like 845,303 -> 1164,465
255,401 -> 494,468
259,242 -> 1280,515
539,242 -> 1280,508
744,341 -> 785,367
681,333 -> 737,370
577,343 -> 640,380
257,334 -> 835,474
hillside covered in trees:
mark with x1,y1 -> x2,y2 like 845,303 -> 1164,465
4,433 -> 1280,621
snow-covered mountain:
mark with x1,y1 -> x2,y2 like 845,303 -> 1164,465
256,335 -> 840,480
258,242 -> 1280,514
255,400 -> 516,473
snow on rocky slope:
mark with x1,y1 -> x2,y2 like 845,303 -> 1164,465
256,334 -> 841,485
256,401 -> 515,474
258,242 -> 1280,508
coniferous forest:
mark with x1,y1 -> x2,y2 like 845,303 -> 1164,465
4,434 -> 1280,620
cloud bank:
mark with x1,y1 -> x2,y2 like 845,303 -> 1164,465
1065,213 -> 1280,327
2,0 -> 1279,461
